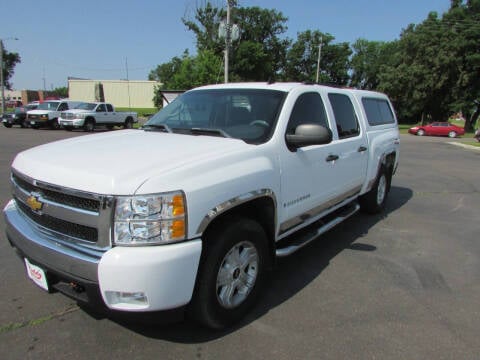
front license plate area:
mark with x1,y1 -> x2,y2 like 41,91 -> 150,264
24,258 -> 49,291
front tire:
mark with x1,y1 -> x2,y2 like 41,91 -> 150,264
50,119 -> 60,130
417,129 -> 425,136
83,119 -> 95,132
3,123 -> 12,128
448,131 -> 457,138
190,217 -> 269,329
360,165 -> 389,214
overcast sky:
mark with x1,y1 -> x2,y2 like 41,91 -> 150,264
2,0 -> 450,90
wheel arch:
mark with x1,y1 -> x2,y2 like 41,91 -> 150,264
197,191 -> 277,268
366,151 -> 397,193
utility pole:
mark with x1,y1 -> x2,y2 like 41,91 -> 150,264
219,1 -> 238,83
0,40 -> 4,114
0,37 -> 18,114
315,36 -> 323,84
224,0 -> 232,83
125,57 -> 131,109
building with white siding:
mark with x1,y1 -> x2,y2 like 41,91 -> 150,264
68,79 -> 162,108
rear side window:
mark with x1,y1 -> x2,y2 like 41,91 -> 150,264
106,104 -> 114,112
362,98 -> 395,126
328,93 -> 359,139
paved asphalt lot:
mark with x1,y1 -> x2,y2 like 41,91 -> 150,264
0,125 -> 479,359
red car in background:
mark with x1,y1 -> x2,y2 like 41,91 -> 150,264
408,122 -> 465,138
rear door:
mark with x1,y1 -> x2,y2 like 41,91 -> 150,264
325,92 -> 368,196
95,103 -> 109,124
105,103 -> 117,124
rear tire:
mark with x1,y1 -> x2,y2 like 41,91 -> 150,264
448,131 -> 457,138
3,123 -> 12,128
360,165 -> 389,214
124,117 -> 133,129
190,217 -> 269,329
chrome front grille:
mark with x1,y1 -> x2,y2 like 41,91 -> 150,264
11,171 -> 113,248
12,173 -> 100,212
61,112 -> 75,120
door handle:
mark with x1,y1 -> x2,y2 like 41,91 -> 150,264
326,154 -> 339,162
358,146 -> 367,152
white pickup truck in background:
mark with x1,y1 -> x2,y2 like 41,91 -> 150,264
59,102 -> 138,131
4,82 -> 399,329
27,100 -> 81,129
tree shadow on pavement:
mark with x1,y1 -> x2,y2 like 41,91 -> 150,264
104,185 -> 413,341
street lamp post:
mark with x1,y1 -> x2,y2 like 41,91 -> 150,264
0,37 -> 19,114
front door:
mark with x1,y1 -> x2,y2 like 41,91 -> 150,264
279,92 -> 342,234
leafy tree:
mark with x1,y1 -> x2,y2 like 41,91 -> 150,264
52,86 -> 68,98
350,39 -> 396,90
229,7 -> 289,81
182,2 -> 289,81
1,47 -> 21,90
283,30 -> 351,85
148,53 -> 184,85
182,1 -> 225,56
150,50 -> 222,107
377,1 -> 480,126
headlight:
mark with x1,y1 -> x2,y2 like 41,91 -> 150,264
40,114 -> 48,120
113,191 -> 187,246
75,113 -> 86,119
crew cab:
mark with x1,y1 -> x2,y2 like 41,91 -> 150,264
3,83 -> 400,329
58,102 -> 137,131
27,100 -> 81,129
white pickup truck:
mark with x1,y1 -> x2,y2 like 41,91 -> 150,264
59,102 -> 137,131
27,100 -> 81,129
4,82 -> 400,329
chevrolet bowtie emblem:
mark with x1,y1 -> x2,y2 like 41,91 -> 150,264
26,194 -> 43,212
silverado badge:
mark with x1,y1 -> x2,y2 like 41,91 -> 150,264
26,194 -> 43,212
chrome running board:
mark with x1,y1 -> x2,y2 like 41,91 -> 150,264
275,203 -> 360,257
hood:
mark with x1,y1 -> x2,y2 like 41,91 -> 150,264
28,109 -> 58,114
63,109 -> 92,114
12,130 -> 251,195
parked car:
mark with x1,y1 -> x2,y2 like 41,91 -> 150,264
4,82 -> 400,329
27,100 -> 81,129
2,104 -> 38,128
59,102 -> 138,131
408,122 -> 465,138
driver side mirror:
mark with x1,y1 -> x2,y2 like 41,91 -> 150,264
286,124 -> 332,150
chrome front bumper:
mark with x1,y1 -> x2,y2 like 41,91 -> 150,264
4,199 -> 101,282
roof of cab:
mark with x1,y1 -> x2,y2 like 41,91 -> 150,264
192,82 -> 389,98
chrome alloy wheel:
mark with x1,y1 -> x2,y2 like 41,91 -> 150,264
216,241 -> 259,309
377,174 -> 387,206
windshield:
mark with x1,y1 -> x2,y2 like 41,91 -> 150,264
37,101 -> 60,110
145,89 -> 286,144
76,102 -> 97,110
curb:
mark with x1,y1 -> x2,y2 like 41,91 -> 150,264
448,142 -> 480,151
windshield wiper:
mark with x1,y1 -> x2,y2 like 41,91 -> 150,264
143,123 -> 172,133
189,128 -> 231,138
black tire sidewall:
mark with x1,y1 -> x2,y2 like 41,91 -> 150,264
360,165 -> 388,214
192,217 -> 269,329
